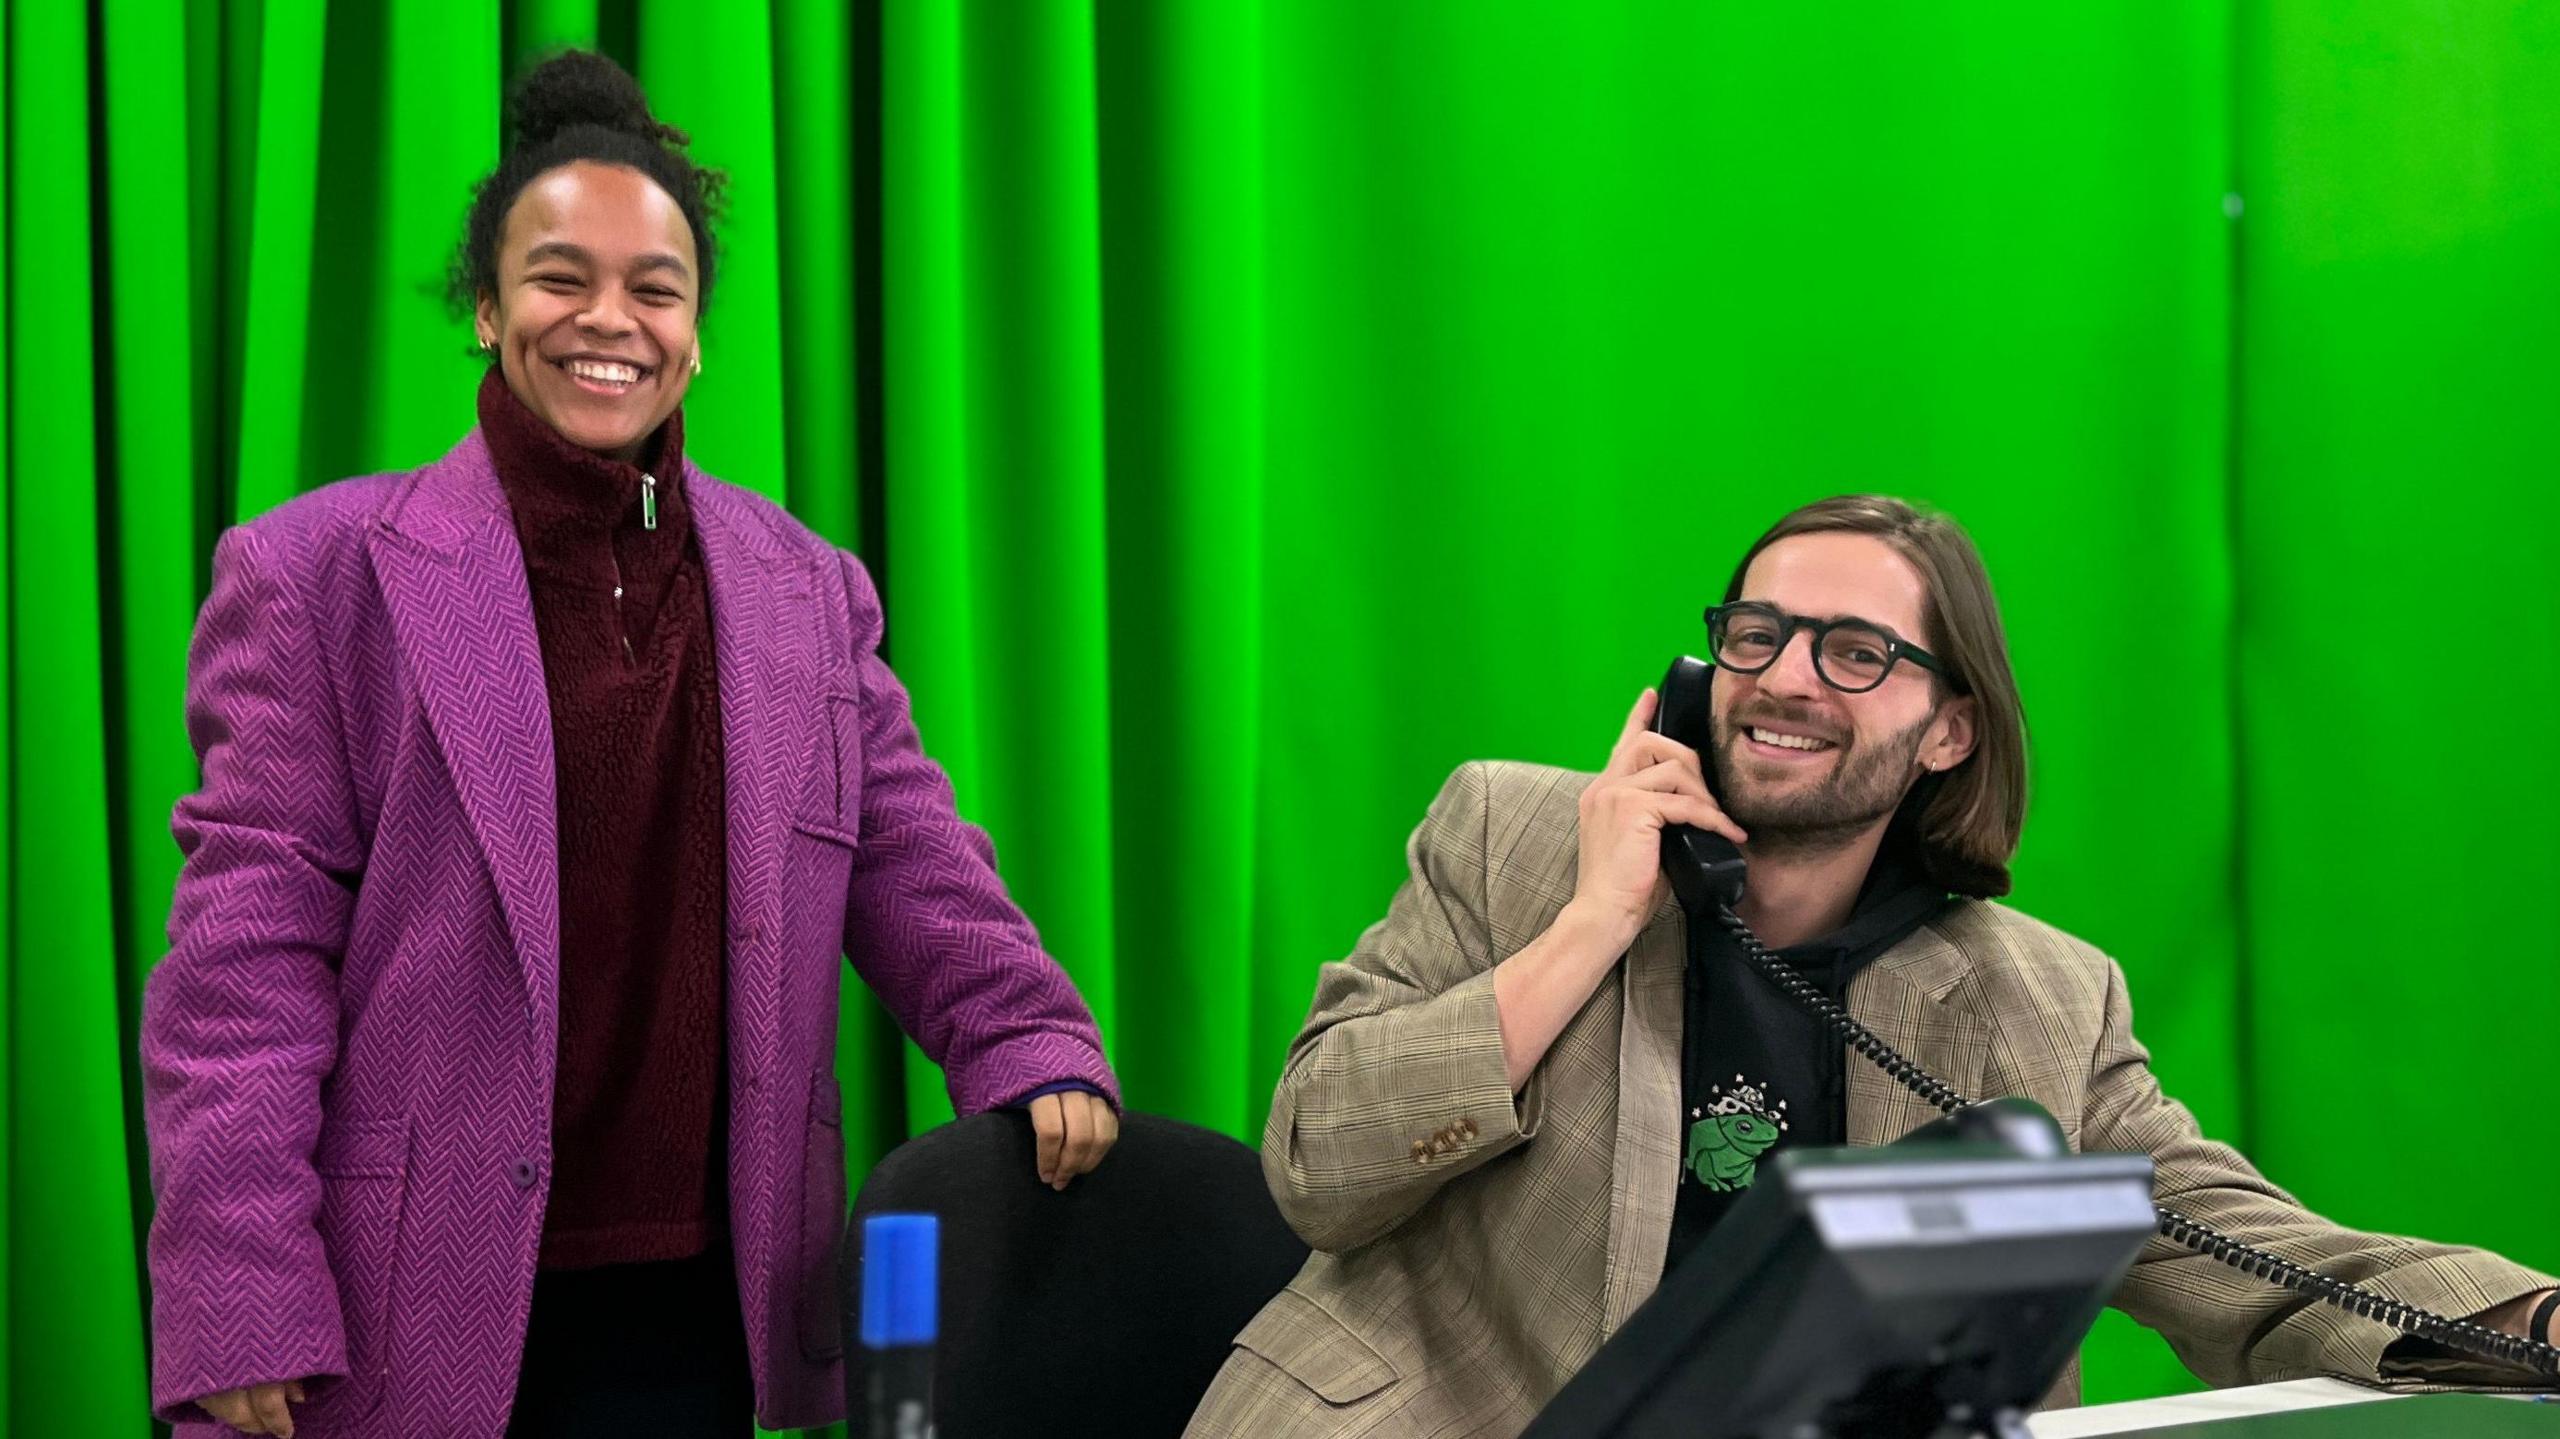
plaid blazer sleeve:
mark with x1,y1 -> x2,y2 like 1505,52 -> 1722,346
1261,761 -> 1551,1252
2087,953 -> 2553,1387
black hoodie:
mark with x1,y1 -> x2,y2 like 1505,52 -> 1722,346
1662,839 -> 1953,1273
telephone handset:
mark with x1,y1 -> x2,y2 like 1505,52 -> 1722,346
1656,659 -> 1750,917
1648,657 -> 2560,1380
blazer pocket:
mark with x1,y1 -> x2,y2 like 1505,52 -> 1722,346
792,694 -> 864,847
309,1115 -> 414,1419
796,1073 -> 849,1362
1232,1287 -> 1400,1405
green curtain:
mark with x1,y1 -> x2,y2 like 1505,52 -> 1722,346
5,2 -> 2556,1433
2235,0 -> 2560,1290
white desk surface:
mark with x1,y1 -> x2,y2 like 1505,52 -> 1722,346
2026,1378 -> 2399,1437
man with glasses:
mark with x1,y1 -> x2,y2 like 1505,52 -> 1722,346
1187,495 -> 2556,1438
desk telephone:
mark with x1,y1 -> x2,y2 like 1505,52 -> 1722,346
1648,656 -> 2560,1380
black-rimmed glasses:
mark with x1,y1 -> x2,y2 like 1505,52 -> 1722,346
1704,601 -> 1946,694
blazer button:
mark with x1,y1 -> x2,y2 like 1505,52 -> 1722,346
1411,1141 -> 1431,1163
509,1159 -> 539,1190
1457,1117 -> 1478,1139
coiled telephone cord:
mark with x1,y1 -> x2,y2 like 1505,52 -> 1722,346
1706,902 -> 2560,1380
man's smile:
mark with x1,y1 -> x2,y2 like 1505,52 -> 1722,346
1738,720 -> 1841,764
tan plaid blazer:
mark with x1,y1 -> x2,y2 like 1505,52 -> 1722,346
1186,761 -> 2552,1438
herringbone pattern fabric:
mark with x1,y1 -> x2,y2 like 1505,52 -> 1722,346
1185,760 -> 2553,1438
142,430 -> 1116,1437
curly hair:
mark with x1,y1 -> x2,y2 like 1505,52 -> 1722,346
449,50 -> 726,316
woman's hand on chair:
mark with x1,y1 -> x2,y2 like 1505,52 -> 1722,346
1032,1090 -> 1119,1190
198,1379 -> 306,1436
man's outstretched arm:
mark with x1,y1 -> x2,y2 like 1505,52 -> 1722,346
2087,956 -> 2554,1387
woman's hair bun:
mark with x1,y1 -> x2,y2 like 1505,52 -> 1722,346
452,47 -> 724,318
504,50 -> 686,151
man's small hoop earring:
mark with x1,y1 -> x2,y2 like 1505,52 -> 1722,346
690,352 -> 702,375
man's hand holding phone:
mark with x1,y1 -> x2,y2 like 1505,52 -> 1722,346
1492,690 -> 1747,1090
1563,688 -> 1747,947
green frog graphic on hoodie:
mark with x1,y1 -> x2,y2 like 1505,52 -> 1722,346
1684,1079 -> 1791,1193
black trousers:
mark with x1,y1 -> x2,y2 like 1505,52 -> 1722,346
507,1247 -> 756,1437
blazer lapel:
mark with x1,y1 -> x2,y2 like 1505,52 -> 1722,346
1600,897 -> 1687,1337
688,474 -> 822,1074
368,432 -> 560,1042
1845,925 -> 1992,1147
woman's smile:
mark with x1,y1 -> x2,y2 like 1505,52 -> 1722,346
548,351 -> 655,397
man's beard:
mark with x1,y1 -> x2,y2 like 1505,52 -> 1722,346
1711,704 -> 1934,859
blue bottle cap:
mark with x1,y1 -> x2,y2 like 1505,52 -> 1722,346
859,1212 -> 940,1349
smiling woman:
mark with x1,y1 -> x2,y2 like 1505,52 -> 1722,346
453,57 -> 721,462
137,48 -> 1123,1439
477,169 -> 700,459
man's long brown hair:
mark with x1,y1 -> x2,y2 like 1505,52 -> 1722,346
1722,496 -> 2027,897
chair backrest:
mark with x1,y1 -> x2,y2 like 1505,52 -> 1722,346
844,1108 -> 1308,1437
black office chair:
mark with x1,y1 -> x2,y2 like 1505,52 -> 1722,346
843,1108 -> 1309,1438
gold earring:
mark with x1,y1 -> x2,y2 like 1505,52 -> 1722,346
478,335 -> 493,353
690,351 -> 702,375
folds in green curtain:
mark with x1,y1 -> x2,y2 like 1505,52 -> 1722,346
877,1 -> 1274,1140
6,3 -> 2559,1434
880,1 -> 1119,1135
1093,4 -> 1268,1139
9,2 -> 151,1432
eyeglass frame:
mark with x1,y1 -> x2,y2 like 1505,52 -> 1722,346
1702,600 -> 1950,695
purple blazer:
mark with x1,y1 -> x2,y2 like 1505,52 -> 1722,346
140,431 -> 1118,1436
